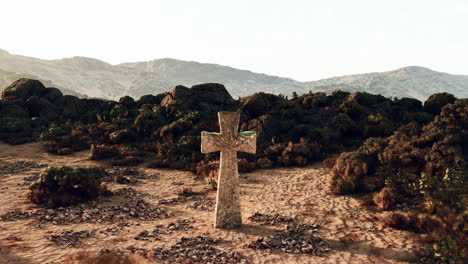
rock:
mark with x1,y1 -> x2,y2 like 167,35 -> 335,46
161,83 -> 236,112
114,175 -> 131,184
247,224 -> 329,256
25,96 -> 59,121
0,100 -> 29,118
240,114 -> 280,144
42,87 -> 63,102
1,79 -> 47,100
128,235 -> 245,263
56,95 -> 81,118
424,92 -> 457,115
248,212 -> 296,226
240,93 -> 282,118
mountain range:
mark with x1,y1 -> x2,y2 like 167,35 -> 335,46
0,48 -> 467,101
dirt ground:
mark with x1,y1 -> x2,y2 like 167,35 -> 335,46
0,142 -> 420,264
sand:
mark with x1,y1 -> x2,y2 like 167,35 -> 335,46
0,142 -> 420,264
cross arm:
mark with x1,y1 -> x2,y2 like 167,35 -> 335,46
235,131 -> 257,154
201,131 -> 222,153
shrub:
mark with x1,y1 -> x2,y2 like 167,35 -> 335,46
90,144 -> 119,160
383,212 -> 408,230
372,187 -> 397,210
257,157 -> 273,169
109,129 -> 137,144
29,166 -> 106,208
0,117 -> 34,144
177,187 -> 197,197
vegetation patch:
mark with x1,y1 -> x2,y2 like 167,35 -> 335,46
28,166 -> 107,208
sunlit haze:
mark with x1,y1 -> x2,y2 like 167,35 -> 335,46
1,0 -> 468,81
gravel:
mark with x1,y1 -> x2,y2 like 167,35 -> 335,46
0,199 -> 170,224
190,197 -> 215,211
247,224 -> 330,256
134,219 -> 195,241
127,236 -> 248,264
112,187 -> 147,198
104,167 -> 159,183
49,230 -> 94,247
0,161 -> 47,176
248,212 -> 297,226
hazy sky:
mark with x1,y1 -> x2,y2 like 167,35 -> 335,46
1,0 -> 467,81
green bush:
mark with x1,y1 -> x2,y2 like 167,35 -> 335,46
109,129 -> 137,144
28,166 -> 106,208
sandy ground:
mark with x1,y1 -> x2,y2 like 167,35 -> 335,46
0,142 -> 421,264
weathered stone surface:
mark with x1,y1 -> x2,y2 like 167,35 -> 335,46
201,112 -> 256,229
161,83 -> 236,112
1,78 -> 47,100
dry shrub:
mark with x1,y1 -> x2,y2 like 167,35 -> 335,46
147,158 -> 188,170
90,144 -> 119,160
329,177 -> 355,195
64,250 -> 145,264
57,148 -> 73,156
257,157 -> 273,169
383,212 -> 408,230
238,158 -> 256,172
416,214 -> 442,234
177,187 -> 197,197
373,187 -> 397,210
384,211 -> 444,234
43,140 -> 59,154
359,193 -> 376,207
323,156 -> 337,169
195,160 -> 219,179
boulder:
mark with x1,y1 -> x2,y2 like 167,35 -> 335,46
42,87 -> 63,102
25,96 -> 59,121
161,83 -> 236,112
1,79 -> 47,100
424,92 -> 457,115
240,114 -> 279,144
240,93 -> 283,118
0,100 -> 29,118
137,93 -> 167,106
56,95 -> 81,118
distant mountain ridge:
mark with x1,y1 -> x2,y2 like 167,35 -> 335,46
0,48 -> 467,101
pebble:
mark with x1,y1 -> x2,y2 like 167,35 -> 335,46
0,199 -> 170,224
127,236 -> 246,263
0,160 -> 48,175
247,224 -> 330,256
248,212 -> 296,226
49,230 -> 93,247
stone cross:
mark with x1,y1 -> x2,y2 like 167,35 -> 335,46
201,112 -> 257,229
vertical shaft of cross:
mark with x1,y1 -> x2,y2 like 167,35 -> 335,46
201,111 -> 256,229
215,149 -> 242,228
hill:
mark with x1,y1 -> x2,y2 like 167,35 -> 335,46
1,49 -> 467,101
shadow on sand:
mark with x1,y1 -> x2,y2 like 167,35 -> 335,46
230,223 -> 278,237
0,244 -> 31,264
323,238 -> 419,263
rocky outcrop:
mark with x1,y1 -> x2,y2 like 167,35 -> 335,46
240,93 -> 284,119
2,78 -> 47,100
161,83 -> 237,113
240,114 -> 280,144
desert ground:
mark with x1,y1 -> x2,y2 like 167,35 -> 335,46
0,142 -> 420,264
